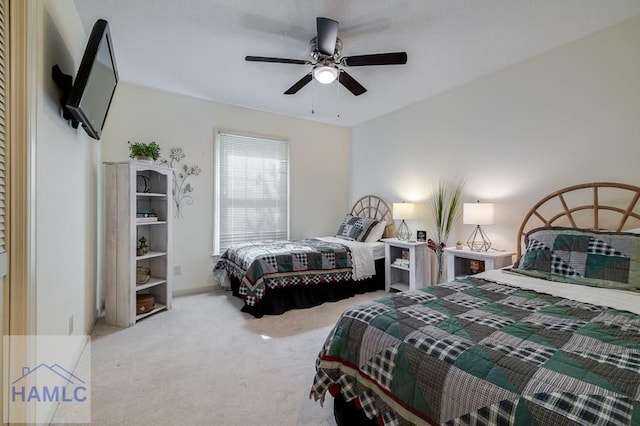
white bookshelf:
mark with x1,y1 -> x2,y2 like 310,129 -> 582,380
104,161 -> 173,327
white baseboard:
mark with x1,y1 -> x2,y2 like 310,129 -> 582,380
172,284 -> 224,297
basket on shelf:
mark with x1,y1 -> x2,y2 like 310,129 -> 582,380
136,294 -> 155,315
136,266 -> 151,284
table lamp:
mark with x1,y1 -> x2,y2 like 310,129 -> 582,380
463,202 -> 494,251
393,202 -> 414,241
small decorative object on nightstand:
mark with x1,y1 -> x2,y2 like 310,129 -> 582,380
383,238 -> 431,292
443,246 -> 515,282
393,202 -> 414,241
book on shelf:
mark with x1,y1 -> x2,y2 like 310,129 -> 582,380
136,216 -> 159,223
393,258 -> 410,267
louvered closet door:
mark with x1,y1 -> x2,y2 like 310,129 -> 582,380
0,1 -> 7,423
0,0 -> 7,278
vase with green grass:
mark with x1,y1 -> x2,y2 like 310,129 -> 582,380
430,180 -> 465,283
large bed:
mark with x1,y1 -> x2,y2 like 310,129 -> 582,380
311,182 -> 640,425
214,195 -> 395,317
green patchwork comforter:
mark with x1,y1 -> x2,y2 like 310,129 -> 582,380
215,239 -> 352,306
311,276 -> 640,425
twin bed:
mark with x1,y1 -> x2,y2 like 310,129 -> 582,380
214,195 -> 394,318
310,182 -> 640,425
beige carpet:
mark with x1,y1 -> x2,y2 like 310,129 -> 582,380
52,289 -> 386,425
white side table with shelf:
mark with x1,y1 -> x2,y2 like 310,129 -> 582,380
443,247 -> 515,282
382,238 -> 431,292
104,161 -> 173,327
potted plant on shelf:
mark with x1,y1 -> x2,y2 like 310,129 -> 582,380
128,141 -> 161,163
456,240 -> 463,250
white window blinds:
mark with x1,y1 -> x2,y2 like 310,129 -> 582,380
215,132 -> 289,254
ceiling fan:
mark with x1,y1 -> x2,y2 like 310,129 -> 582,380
245,17 -> 408,96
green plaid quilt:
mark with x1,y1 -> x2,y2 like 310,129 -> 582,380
311,277 -> 640,425
215,239 -> 352,306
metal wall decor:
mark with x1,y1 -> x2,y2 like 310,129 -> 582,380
159,148 -> 201,218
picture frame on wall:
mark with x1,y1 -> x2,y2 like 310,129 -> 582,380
416,230 -> 427,242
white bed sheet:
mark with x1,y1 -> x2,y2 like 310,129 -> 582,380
317,237 -> 384,281
316,237 -> 384,259
371,241 -> 385,260
477,268 -> 640,316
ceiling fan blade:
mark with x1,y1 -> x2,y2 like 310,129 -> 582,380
338,70 -> 367,96
341,52 -> 407,67
316,17 -> 338,56
284,73 -> 313,95
245,56 -> 310,65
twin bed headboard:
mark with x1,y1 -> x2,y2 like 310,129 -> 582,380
350,195 -> 395,238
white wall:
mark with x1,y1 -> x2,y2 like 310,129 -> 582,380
36,0 -> 98,335
32,0 -> 99,420
352,16 -> 640,253
101,84 -> 351,294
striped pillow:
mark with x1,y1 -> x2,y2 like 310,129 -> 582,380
335,214 -> 379,242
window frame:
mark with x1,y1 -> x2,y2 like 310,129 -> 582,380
213,129 -> 290,256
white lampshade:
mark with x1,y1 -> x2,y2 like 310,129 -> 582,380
393,202 -> 415,220
463,202 -> 494,225
313,65 -> 338,84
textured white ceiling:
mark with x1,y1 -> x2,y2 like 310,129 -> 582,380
73,0 -> 640,127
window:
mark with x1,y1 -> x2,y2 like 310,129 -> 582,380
214,131 -> 289,254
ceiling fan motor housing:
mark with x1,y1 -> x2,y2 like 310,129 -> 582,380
310,36 -> 343,62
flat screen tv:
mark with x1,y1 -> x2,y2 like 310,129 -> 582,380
66,19 -> 119,140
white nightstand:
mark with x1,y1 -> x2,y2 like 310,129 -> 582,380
382,238 -> 431,292
443,246 -> 515,282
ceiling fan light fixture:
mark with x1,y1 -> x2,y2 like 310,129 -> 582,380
246,17 -> 407,96
313,65 -> 338,84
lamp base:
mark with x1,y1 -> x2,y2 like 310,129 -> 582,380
467,225 -> 491,251
396,220 -> 411,241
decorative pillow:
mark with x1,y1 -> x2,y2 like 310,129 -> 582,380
335,214 -> 379,242
511,227 -> 640,291
364,221 -> 387,242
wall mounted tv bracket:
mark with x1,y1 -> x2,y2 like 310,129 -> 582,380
51,64 -> 79,129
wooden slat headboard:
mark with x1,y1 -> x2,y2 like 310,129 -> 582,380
516,182 -> 640,258
351,195 -> 395,238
